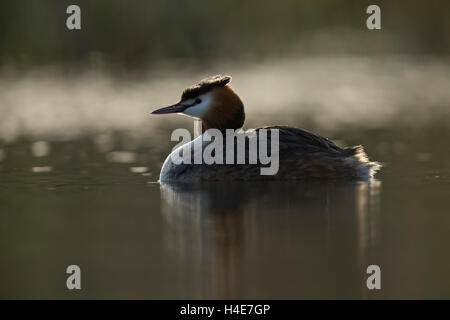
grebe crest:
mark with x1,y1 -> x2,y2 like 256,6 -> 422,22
152,75 -> 244,133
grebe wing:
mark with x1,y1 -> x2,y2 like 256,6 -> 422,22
256,125 -> 346,154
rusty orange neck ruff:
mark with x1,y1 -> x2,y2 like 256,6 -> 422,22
201,86 -> 245,133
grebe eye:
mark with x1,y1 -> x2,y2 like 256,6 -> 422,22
195,98 -> 202,104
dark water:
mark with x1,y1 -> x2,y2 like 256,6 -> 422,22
1,57 -> 450,298
1,120 -> 450,299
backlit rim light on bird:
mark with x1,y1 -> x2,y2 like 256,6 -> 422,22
169,126 -> 279,176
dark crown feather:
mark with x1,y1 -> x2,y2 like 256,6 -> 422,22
181,75 -> 231,100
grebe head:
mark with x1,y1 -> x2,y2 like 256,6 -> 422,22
152,75 -> 245,132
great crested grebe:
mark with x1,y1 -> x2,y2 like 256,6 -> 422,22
152,75 -> 380,182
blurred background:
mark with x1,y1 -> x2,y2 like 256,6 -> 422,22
0,0 -> 450,299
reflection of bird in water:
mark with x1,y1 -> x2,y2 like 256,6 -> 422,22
160,180 -> 381,299
152,75 -> 380,182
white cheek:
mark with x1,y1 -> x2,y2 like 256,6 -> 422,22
183,94 -> 212,118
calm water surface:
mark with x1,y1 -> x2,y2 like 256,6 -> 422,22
0,122 -> 449,299
0,58 -> 449,298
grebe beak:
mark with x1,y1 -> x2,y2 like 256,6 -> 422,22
151,103 -> 187,115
